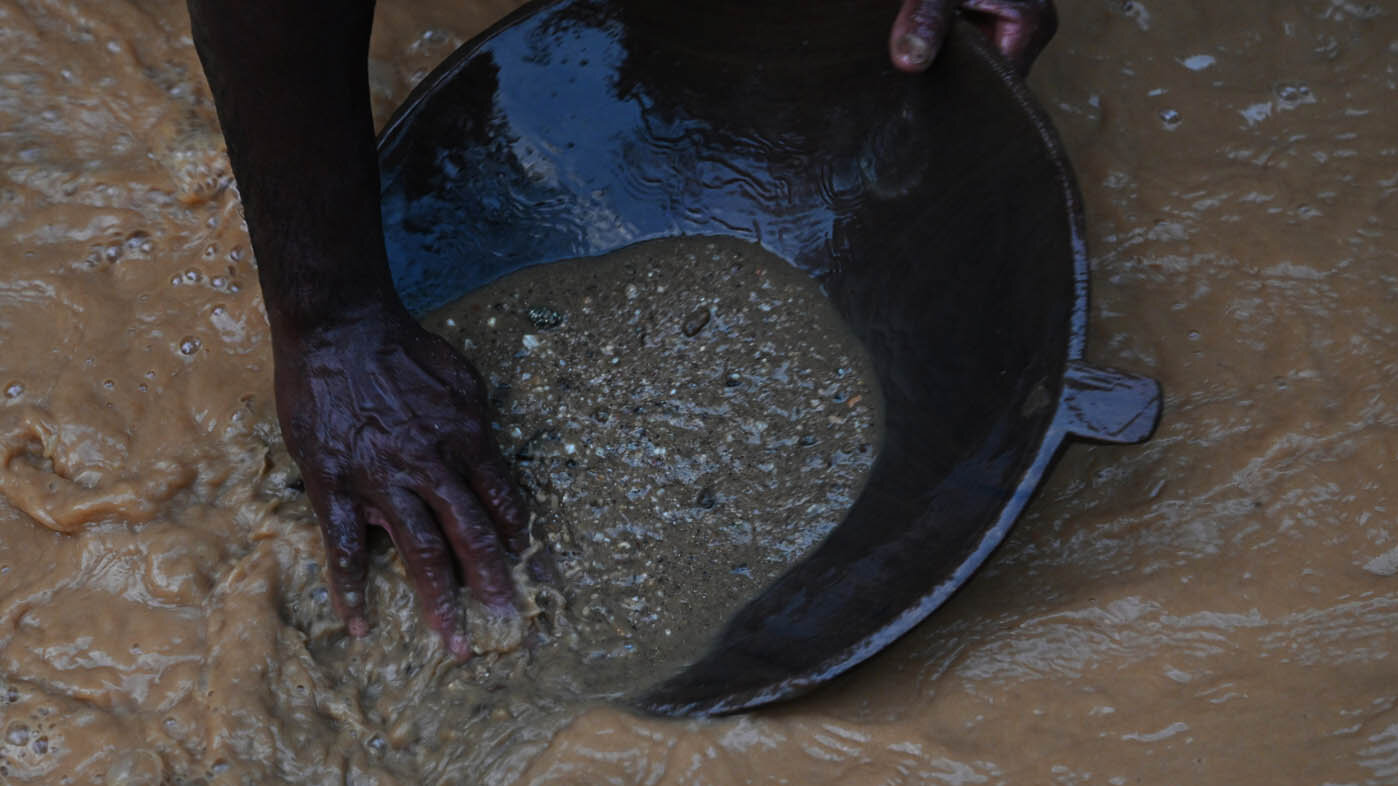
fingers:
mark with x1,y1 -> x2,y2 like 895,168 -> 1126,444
374,489 -> 473,659
417,475 -> 518,613
889,0 -> 957,72
305,480 -> 371,636
889,0 -> 1058,76
449,426 -> 557,585
961,0 -> 1058,75
460,443 -> 531,556
418,331 -> 534,556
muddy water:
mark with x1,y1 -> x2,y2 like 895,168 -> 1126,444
0,0 -> 1395,783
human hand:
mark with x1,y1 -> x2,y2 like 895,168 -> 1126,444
271,301 -> 533,658
889,0 -> 1058,75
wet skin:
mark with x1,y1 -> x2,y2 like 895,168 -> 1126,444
889,0 -> 1056,73
184,0 -> 1056,657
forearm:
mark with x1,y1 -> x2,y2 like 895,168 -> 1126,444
187,0 -> 401,336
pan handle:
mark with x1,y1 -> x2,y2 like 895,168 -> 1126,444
1060,361 -> 1162,444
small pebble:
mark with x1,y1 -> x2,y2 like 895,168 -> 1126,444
696,487 -> 717,509
681,307 -> 711,337
527,305 -> 564,329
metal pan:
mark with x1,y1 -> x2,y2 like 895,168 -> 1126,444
377,0 -> 1162,716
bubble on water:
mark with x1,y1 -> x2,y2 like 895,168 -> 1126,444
6,724 -> 29,746
179,337 -> 201,355
1160,108 -> 1182,129
32,736 -> 47,755
126,231 -> 153,255
183,269 -> 202,284
4,382 -> 22,398
1274,81 -> 1315,109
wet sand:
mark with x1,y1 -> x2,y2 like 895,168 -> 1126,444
1,0 -> 1396,783
422,236 -> 879,690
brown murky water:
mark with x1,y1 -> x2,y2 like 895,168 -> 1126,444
0,0 -> 1395,783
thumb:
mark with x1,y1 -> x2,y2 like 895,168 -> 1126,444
889,0 -> 957,72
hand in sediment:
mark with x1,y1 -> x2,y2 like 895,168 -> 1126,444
272,301 -> 535,659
